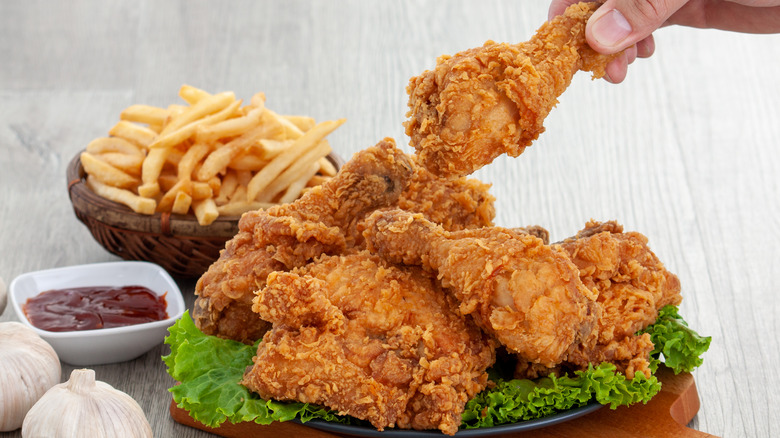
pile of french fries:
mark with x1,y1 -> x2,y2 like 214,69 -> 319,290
81,85 -> 344,225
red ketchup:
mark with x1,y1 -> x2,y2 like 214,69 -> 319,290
23,285 -> 168,332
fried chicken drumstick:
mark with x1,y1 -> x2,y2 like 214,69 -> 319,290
405,2 -> 616,177
193,139 -> 414,343
362,209 -> 597,366
242,251 -> 496,435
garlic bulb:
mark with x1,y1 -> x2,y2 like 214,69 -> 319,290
22,368 -> 152,438
0,275 -> 6,314
0,322 -> 61,431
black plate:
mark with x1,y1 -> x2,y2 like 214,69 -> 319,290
300,402 -> 602,437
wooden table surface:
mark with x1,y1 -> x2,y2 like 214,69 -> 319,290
2,1 -> 778,437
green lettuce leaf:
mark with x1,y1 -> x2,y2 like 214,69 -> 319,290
461,362 -> 661,429
641,305 -> 712,374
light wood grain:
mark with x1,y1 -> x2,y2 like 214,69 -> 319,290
2,1 -> 779,437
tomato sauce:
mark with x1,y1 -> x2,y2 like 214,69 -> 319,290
23,285 -> 168,332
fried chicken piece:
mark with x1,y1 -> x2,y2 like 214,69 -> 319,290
193,139 -> 414,343
514,225 -> 550,244
362,209 -> 597,366
242,252 -> 496,435
396,163 -> 495,231
405,2 -> 616,177
558,220 -> 683,378
514,220 -> 684,379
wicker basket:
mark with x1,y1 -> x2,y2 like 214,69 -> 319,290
67,151 -> 343,278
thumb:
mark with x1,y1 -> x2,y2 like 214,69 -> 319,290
586,0 -> 687,53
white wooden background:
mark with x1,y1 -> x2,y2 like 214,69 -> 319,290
2,1 -> 779,437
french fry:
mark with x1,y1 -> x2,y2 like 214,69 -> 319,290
158,173 -> 179,193
147,122 -> 163,134
256,140 -> 331,203
192,198 -> 219,226
171,191 -> 193,215
82,86 -> 344,223
165,147 -> 184,167
167,104 -> 188,119
178,143 -> 212,180
249,112 -> 286,139
149,99 -> 241,150
178,84 -> 211,105
196,125 -> 269,181
318,155 -> 338,177
195,104 -> 264,144
235,170 -> 252,188
157,178 -> 192,213
264,110 -> 305,140
192,182 -> 213,201
108,121 -> 158,148
80,152 -> 139,190
120,105 -> 169,126
228,150 -> 268,171
158,91 -> 236,137
230,185 -> 248,203
214,170 -> 239,205
278,161 -> 321,204
247,119 -> 344,201
249,92 -> 266,109
86,176 -> 156,215
257,139 -> 291,160
283,115 -> 316,132
138,147 -> 170,197
86,137 -> 144,157
206,176 -> 221,196
95,152 -> 144,177
216,200 -> 274,216
137,181 -> 160,199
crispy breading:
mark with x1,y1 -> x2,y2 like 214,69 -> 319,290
558,220 -> 683,378
193,138 -> 414,342
405,2 -> 616,177
395,162 -> 495,231
242,252 -> 496,435
362,209 -> 597,366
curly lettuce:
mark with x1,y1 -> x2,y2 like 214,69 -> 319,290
461,363 -> 661,429
641,304 -> 712,374
163,305 -> 709,430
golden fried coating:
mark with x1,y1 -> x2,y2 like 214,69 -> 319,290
362,209 -> 597,366
396,162 -> 495,231
558,220 -> 683,378
405,2 -> 616,177
242,252 -> 496,435
193,138 -> 414,342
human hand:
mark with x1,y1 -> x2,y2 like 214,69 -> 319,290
549,0 -> 780,83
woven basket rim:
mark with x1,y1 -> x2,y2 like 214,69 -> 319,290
66,150 -> 343,238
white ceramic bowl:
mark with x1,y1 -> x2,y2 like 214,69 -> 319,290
9,261 -> 184,366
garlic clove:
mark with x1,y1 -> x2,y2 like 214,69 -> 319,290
0,321 -> 61,432
21,368 -> 152,438
0,276 -> 6,315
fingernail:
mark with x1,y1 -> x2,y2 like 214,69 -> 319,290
590,9 -> 632,48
